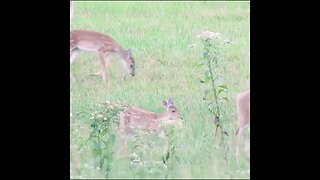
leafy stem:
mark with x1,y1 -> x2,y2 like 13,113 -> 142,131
198,32 -> 230,154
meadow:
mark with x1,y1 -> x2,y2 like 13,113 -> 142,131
70,1 -> 250,179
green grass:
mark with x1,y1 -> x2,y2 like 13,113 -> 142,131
70,1 -> 250,179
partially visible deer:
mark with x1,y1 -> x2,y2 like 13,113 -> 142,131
235,90 -> 250,162
70,29 -> 135,81
118,98 -> 182,156
70,1 -> 74,22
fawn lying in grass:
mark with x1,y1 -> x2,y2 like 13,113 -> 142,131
118,98 -> 182,156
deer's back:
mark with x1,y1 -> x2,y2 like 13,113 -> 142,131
237,90 -> 250,111
120,107 -> 160,130
70,30 -> 118,52
236,90 -> 250,123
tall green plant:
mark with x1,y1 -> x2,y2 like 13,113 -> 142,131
198,31 -> 230,151
86,101 -> 127,178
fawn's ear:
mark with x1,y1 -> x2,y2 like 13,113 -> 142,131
162,98 -> 173,108
127,48 -> 132,56
162,100 -> 168,107
167,98 -> 174,106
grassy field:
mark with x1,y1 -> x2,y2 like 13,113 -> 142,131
70,1 -> 250,179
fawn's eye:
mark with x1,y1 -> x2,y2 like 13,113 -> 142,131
172,110 -> 176,113
130,64 -> 133,68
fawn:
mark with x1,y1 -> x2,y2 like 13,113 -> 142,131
118,98 -> 182,156
70,29 -> 135,81
235,90 -> 250,162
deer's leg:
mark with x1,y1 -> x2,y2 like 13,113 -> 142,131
98,52 -> 106,81
118,114 -> 129,157
118,119 -> 134,155
70,48 -> 80,64
157,128 -> 171,163
236,122 -> 249,163
119,129 -> 132,158
94,52 -> 111,81
119,133 -> 127,156
236,126 -> 243,163
70,48 -> 80,81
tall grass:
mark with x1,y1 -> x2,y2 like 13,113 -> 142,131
70,1 -> 250,179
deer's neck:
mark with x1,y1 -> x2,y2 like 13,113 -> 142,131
115,45 -> 128,60
155,112 -> 167,121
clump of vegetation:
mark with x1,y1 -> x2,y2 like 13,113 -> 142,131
86,101 -> 127,177
85,101 -> 182,178
198,31 -> 230,158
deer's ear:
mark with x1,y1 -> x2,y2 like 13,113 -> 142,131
167,98 -> 174,106
162,100 -> 168,107
127,48 -> 132,56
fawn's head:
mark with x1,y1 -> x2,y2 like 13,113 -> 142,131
124,49 -> 135,76
159,98 -> 183,125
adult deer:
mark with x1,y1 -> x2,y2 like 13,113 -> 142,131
70,29 -> 135,81
118,98 -> 182,156
235,90 -> 250,162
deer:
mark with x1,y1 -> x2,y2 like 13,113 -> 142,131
118,98 -> 182,157
70,29 -> 135,81
70,1 -> 74,22
235,89 -> 250,163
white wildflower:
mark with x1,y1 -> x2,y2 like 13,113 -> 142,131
197,31 -> 221,40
